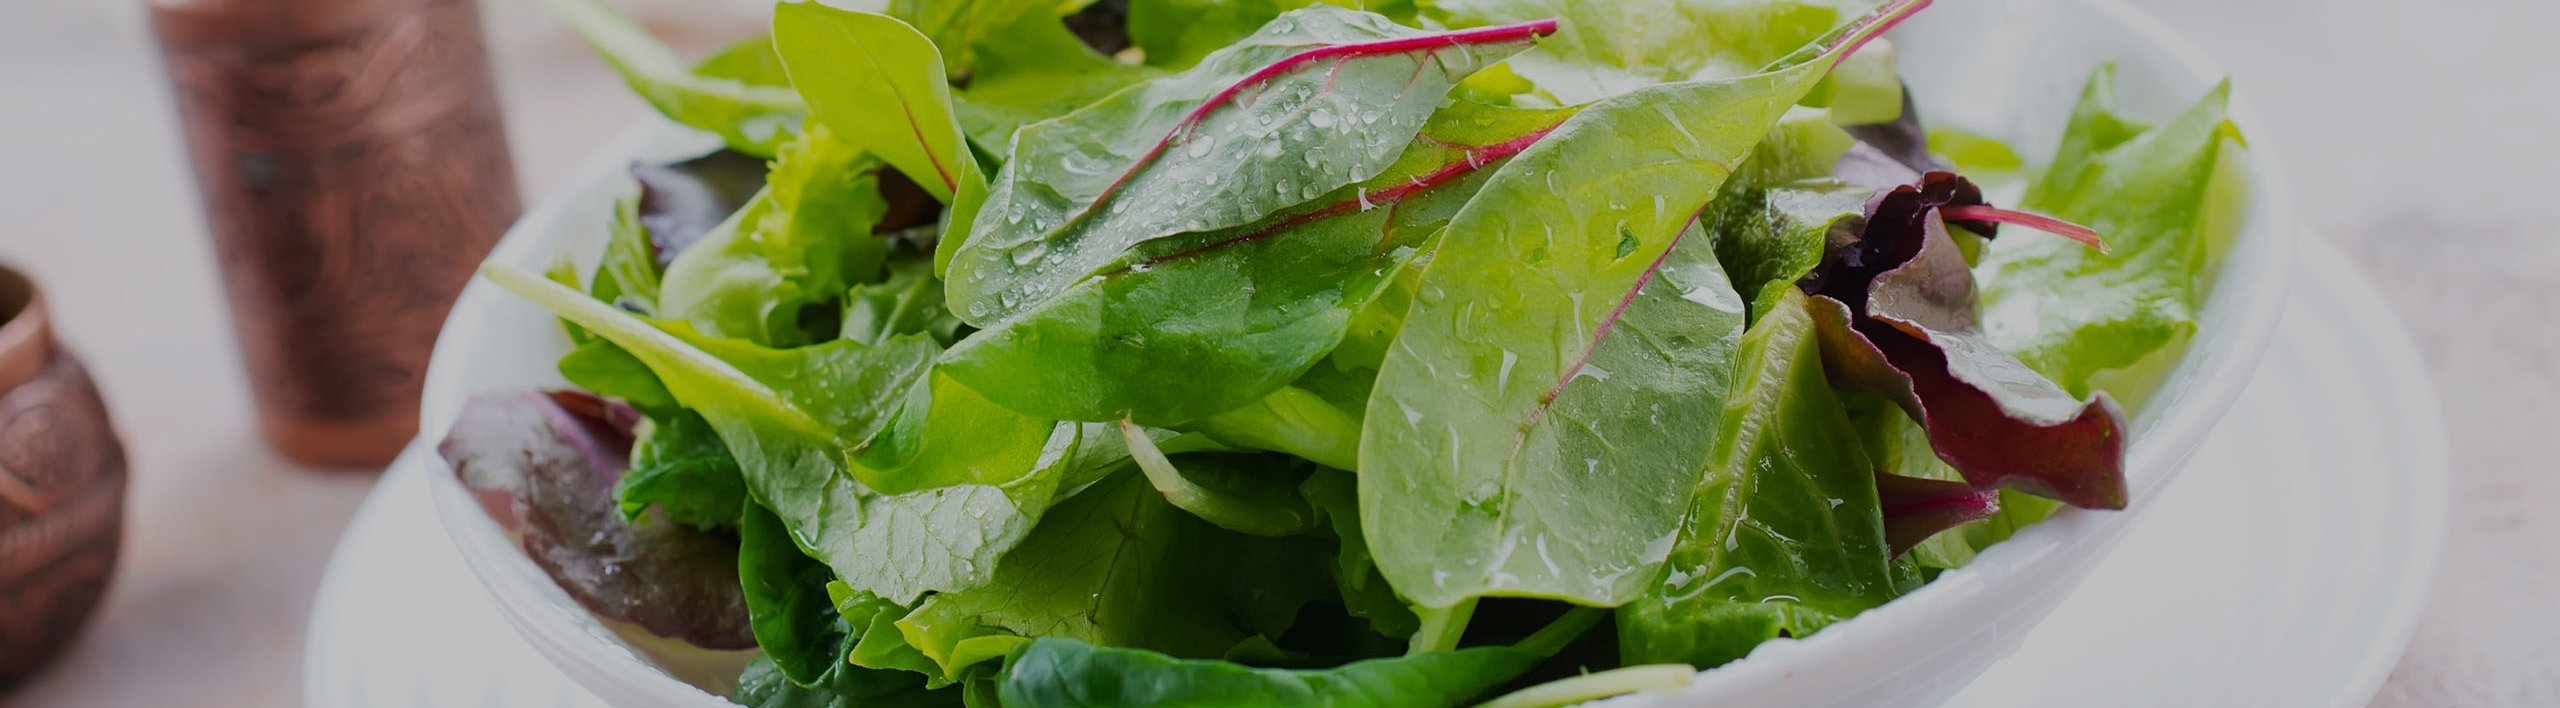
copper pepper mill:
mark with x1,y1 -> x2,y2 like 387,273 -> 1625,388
150,0 -> 520,467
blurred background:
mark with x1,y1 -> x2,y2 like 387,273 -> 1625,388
0,0 -> 2550,705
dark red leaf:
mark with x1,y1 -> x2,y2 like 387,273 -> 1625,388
633,149 -> 769,266
439,390 -> 756,649
1873,470 -> 1999,555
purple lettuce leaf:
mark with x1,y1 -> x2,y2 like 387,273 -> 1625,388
632,149 -> 770,267
1872,470 -> 2000,555
439,389 -> 755,649
1800,174 -> 2130,510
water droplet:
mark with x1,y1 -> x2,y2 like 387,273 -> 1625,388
1275,179 -> 1293,196
1006,209 -> 1025,225
1301,183 -> 1322,199
1259,140 -> 1284,159
1271,18 -> 1294,32
1186,136 -> 1215,158
1309,106 -> 1337,129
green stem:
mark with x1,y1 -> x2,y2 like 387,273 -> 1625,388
1513,606 -> 1606,658
1475,664 -> 1698,708
1406,598 -> 1479,656
1120,421 -> 1311,536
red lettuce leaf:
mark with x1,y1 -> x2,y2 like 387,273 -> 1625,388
1800,174 -> 2130,510
633,149 -> 769,266
439,389 -> 755,649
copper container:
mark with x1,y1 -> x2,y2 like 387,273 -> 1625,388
0,265 -> 128,687
151,0 -> 520,467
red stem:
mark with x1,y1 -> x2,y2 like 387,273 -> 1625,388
1067,19 -> 1561,229
1939,205 -> 2109,251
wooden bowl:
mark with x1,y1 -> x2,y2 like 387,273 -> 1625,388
0,264 -> 128,687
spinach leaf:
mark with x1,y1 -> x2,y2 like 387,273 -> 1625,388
957,12 -> 1167,155
559,338 -> 677,410
740,501 -> 856,685
939,101 -> 1572,425
439,390 -> 754,650
1980,66 -> 2242,396
660,125 -> 891,346
1194,386 -> 1364,472
615,409 -> 749,529
1616,289 -> 1897,668
945,7 -> 1553,327
773,4 -> 986,209
995,609 -> 1600,708
540,0 -> 805,156
1422,0 -> 1883,103
488,266 -> 1075,605
1360,2 -> 1920,610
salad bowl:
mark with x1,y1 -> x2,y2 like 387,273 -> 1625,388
419,0 -> 2295,705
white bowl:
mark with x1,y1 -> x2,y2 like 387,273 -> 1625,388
418,0 -> 2296,705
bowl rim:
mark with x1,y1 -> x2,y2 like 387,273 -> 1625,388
413,0 -> 2302,703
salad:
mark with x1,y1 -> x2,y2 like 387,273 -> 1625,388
440,0 -> 2244,705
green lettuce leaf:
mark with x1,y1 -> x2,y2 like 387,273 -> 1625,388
660,125 -> 892,346
1980,65 -> 2242,396
540,0 -> 806,155
614,409 -> 749,529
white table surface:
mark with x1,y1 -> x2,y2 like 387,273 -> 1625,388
0,0 -> 2549,705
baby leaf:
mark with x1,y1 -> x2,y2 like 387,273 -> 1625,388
440,390 -> 754,650
486,266 -> 1075,605
1803,182 -> 2129,510
1981,66 -> 2241,394
1360,0 -> 1925,610
938,101 -> 1573,426
540,0 -> 806,156
945,7 -> 1555,326
1616,289 -> 1898,669
773,4 -> 984,206
660,126 -> 892,347
956,13 -> 1168,156
1424,0 -> 1885,103
995,610 -> 1601,707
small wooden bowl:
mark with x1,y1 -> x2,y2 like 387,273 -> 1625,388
0,265 -> 128,687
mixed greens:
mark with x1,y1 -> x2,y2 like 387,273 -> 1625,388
439,0 -> 2245,705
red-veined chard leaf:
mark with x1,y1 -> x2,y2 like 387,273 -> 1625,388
939,101 -> 1574,426
1802,176 -> 2130,509
486,266 -> 1080,605
1423,0 -> 1887,104
1981,66 -> 2242,397
439,389 -> 754,650
945,6 -> 1556,326
1360,0 -> 1927,610
540,0 -> 805,156
774,4 -> 983,206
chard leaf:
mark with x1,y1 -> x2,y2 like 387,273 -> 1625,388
661,126 -> 891,346
957,13 -> 1168,154
487,267 -> 1072,605
540,0 -> 805,156
939,101 -> 1572,425
439,390 -> 754,650
632,149 -> 770,270
615,409 -> 750,529
1803,182 -> 2129,509
996,610 -> 1600,708
1423,0 -> 1884,103
1871,468 -> 1998,555
773,4 -> 985,207
1981,66 -> 2241,395
1360,1 -> 1921,610
945,7 -> 1555,326
1616,289 -> 1897,668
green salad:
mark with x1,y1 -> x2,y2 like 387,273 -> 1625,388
439,0 -> 2245,704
